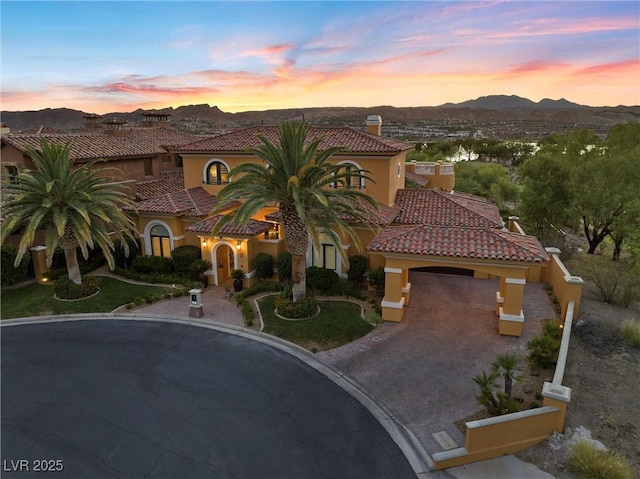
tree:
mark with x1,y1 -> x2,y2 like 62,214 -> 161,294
0,140 -> 138,285
490,352 -> 523,398
518,152 -> 574,239
210,122 -> 379,302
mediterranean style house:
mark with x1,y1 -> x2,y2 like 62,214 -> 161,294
123,116 -> 551,334
2,114 -> 563,334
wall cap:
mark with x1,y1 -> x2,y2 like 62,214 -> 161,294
542,382 -> 572,402
565,275 -> 585,285
467,406 -> 559,428
545,247 -> 561,254
29,246 -> 48,252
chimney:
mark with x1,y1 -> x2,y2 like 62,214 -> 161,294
83,113 -> 103,131
142,112 -> 172,128
102,117 -> 128,137
366,115 -> 382,136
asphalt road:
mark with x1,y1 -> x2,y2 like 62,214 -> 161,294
1,319 -> 415,478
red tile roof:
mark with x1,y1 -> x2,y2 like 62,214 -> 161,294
394,189 -> 503,228
2,128 -> 204,162
264,200 -> 400,226
136,170 -> 185,200
405,171 -> 429,187
128,187 -> 221,217
173,126 -> 413,154
367,225 -> 549,263
186,215 -> 273,237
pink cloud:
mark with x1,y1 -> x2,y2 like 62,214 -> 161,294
574,59 -> 640,77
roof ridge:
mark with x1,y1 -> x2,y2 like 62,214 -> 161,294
436,190 -> 503,226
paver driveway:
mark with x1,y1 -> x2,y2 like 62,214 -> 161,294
1,319 -> 416,478
319,271 -> 556,456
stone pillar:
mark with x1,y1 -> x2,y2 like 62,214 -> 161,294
189,289 -> 204,318
30,246 -> 50,283
381,267 -> 405,322
498,277 -> 525,336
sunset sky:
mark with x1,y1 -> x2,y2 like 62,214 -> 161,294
2,1 -> 639,114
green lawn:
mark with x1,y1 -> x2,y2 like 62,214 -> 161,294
258,295 -> 374,351
1,277 -> 172,319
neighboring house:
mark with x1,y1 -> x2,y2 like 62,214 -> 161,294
124,116 -> 549,335
0,113 -> 203,191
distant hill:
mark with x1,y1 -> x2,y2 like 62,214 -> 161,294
2,95 -> 638,134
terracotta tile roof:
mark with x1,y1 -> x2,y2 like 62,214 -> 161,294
136,170 -> 185,200
18,126 -> 66,134
367,225 -> 549,263
264,200 -> 399,226
394,189 -> 503,228
405,171 -> 429,187
186,215 -> 273,237
128,187 -> 220,217
2,128 -> 204,162
173,126 -> 413,154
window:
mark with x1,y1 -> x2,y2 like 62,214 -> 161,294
206,161 -> 230,185
5,165 -> 18,184
313,243 -> 337,270
332,163 -> 363,189
144,158 -> 153,176
150,224 -> 171,258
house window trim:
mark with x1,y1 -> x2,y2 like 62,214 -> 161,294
203,159 -> 231,185
331,160 -> 365,189
142,220 -> 176,257
5,165 -> 19,184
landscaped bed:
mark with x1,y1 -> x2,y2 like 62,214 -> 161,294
1,277 -> 173,319
258,295 -> 373,352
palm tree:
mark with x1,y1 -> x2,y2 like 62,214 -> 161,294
0,140 -> 138,285
490,352 -> 523,397
211,122 -> 379,301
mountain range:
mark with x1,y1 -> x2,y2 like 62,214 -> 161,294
2,95 -> 638,134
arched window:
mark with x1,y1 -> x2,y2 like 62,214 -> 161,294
332,162 -> 364,189
205,161 -> 230,185
150,224 -> 171,258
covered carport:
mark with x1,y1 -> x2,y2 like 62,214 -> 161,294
367,224 -> 550,336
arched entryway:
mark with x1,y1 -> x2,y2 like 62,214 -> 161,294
211,242 -> 238,286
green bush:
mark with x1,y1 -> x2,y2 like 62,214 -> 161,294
54,276 -> 100,300
277,252 -> 292,281
527,335 -> 560,369
1,245 -> 30,285
348,255 -> 367,284
254,253 -> 274,280
274,288 -> 318,319
364,310 -> 383,325
568,441 -> 634,479
578,255 -> 640,307
131,255 -> 174,274
171,245 -> 201,275
306,266 -> 339,295
367,266 -> 385,293
620,319 -> 640,348
113,237 -> 140,269
335,278 -> 366,300
235,281 -> 285,303
114,266 -> 185,285
542,318 -> 564,340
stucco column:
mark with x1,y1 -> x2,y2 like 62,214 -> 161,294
499,277 -> 525,336
401,268 -> 411,305
542,383 -> 571,433
496,277 -> 506,315
381,267 -> 405,322
29,246 -> 50,283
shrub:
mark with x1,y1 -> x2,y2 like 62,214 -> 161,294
113,237 -> 140,269
54,276 -> 100,300
364,310 -> 383,325
472,370 -> 520,416
620,319 -> 640,348
527,335 -> 560,369
254,253 -> 274,280
568,441 -> 634,479
347,255 -> 367,284
578,255 -> 640,307
235,281 -> 284,303
171,245 -> 201,275
542,318 -> 564,340
113,266 -> 185,285
1,245 -> 30,285
277,252 -> 292,281
190,259 -> 211,280
335,278 -> 366,299
131,255 -> 174,274
306,266 -> 339,295
367,266 -> 385,293
274,288 -> 318,319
